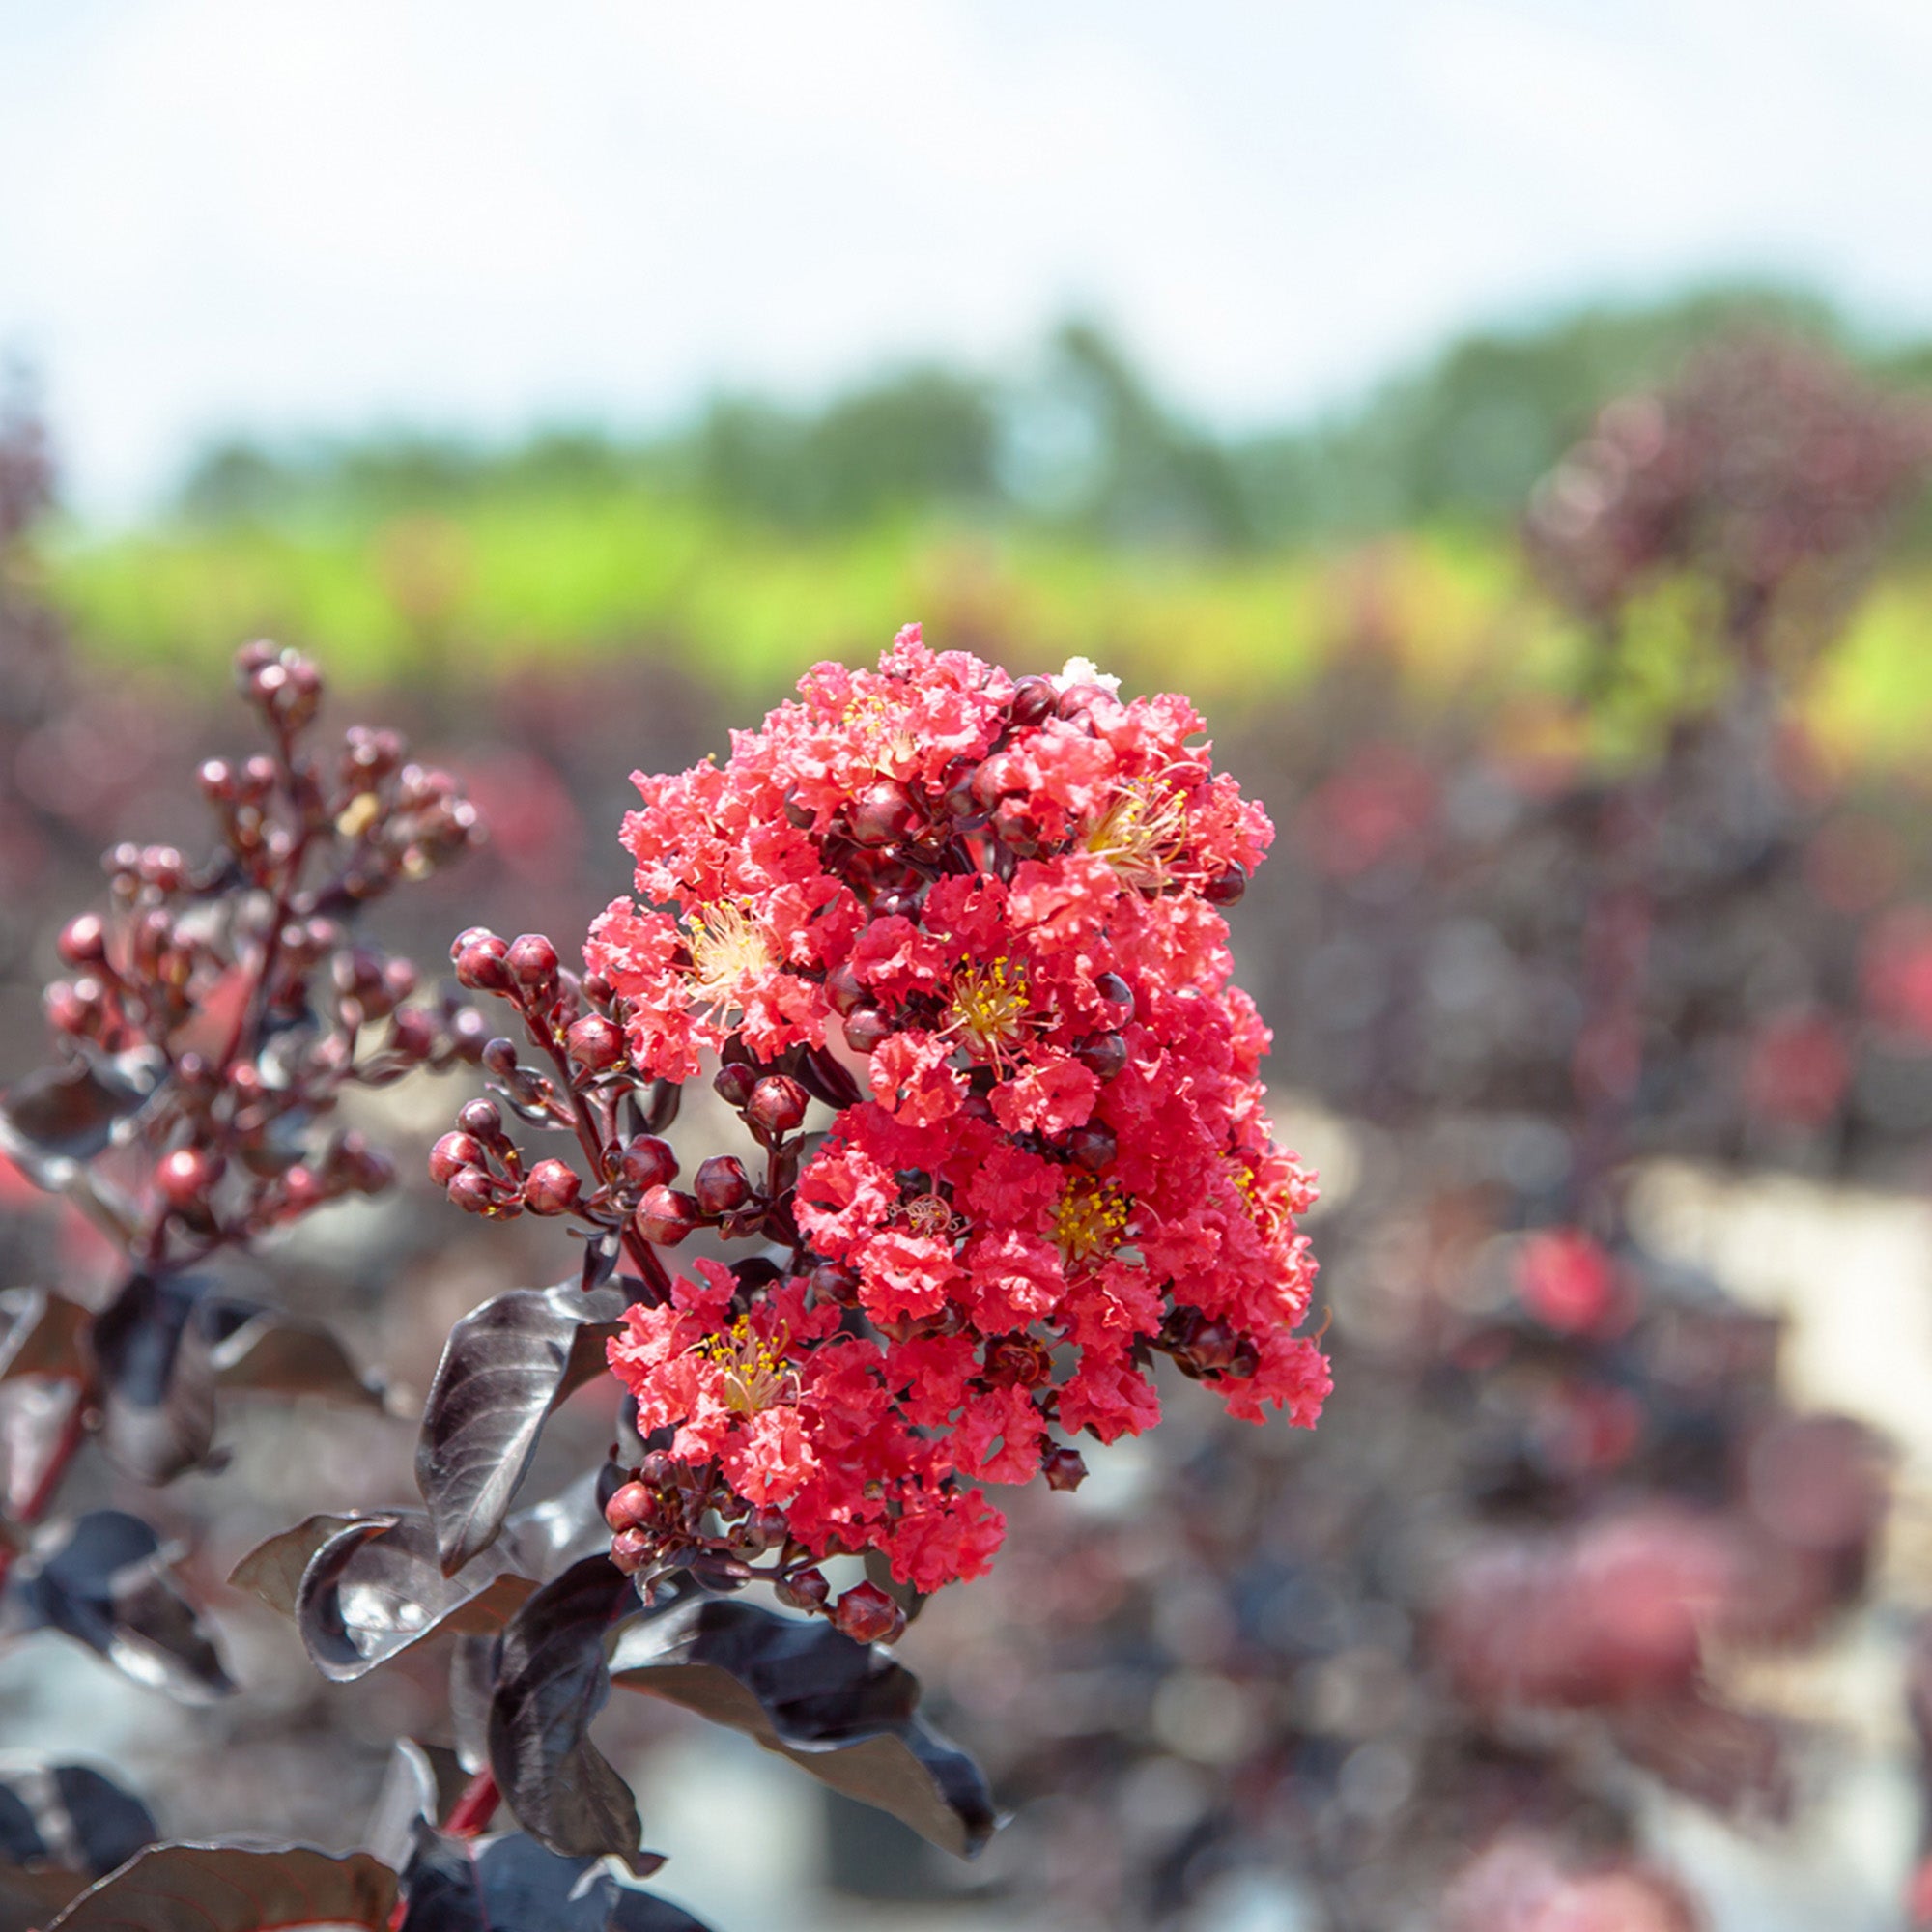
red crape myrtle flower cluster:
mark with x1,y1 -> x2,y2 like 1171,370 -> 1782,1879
549,628 -> 1329,1631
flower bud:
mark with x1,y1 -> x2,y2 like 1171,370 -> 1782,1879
481,1037 -> 521,1079
637,1186 -> 698,1245
56,914 -> 107,968
609,1527 -> 654,1575
506,932 -> 559,996
776,1567 -> 831,1611
843,1009 -> 894,1056
457,1097 -> 507,1143
1073,1031 -> 1128,1081
387,1008 -> 436,1063
694,1155 -> 753,1217
849,780 -> 916,848
453,931 -> 512,992
1093,972 -> 1135,1020
446,1169 -> 500,1215
604,1481 -> 658,1533
198,757 -> 238,804
566,1013 -> 626,1072
832,1581 -> 906,1646
618,1134 -> 677,1191
713,1062 -> 757,1109
1203,862 -> 1248,906
746,1074 -> 809,1140
524,1159 -> 582,1216
809,1263 -> 861,1308
825,962 -> 869,1017
1041,1446 -> 1089,1492
1009,674 -> 1058,726
1065,1122 -> 1117,1174
429,1130 -> 484,1184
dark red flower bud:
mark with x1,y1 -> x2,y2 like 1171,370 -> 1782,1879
637,1185 -> 698,1245
198,757 -> 238,804
777,1566 -> 831,1611
618,1134 -> 678,1191
454,932 -> 512,992
281,1165 -> 325,1213
1056,681 -> 1110,720
387,1008 -> 436,1063
1203,862 -> 1248,906
809,1263 -> 861,1307
984,1335 -> 1053,1387
56,914 -> 107,967
481,1037 -> 521,1079
524,1159 -> 582,1216
604,1481 -> 658,1533
609,1527 -> 654,1575
825,961 -> 869,1017
1066,1122 -> 1117,1174
746,1074 -> 809,1140
637,1450 -> 677,1487
506,932 -> 559,995
735,1505 -> 789,1553
1094,972 -> 1135,1020
156,1147 -> 222,1210
843,1009 -> 894,1056
850,780 -> 917,848
457,1097 -> 506,1143
43,981 -> 93,1036
566,1013 -> 626,1072
1074,1031 -> 1128,1081
1041,1446 -> 1089,1492
694,1155 -> 753,1217
713,1062 -> 757,1109
429,1131 -> 484,1184
1009,675 -> 1058,726
832,1581 -> 906,1646
446,1169 -> 500,1215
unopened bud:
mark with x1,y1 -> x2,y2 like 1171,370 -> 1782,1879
746,1074 -> 809,1140
429,1131 -> 483,1185
524,1159 -> 582,1216
832,1581 -> 905,1646
694,1155 -> 753,1217
566,1013 -> 626,1072
636,1185 -> 698,1246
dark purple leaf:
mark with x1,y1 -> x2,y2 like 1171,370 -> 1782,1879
610,1598 -> 997,1857
293,1515 -> 539,1684
0,1761 -> 156,1879
416,1282 -> 627,1576
0,1290 -> 89,1386
226,1513 -> 369,1621
0,1059 -> 147,1189
396,1830 -> 709,1932
4,1510 -> 231,1702
205,1300 -> 388,1409
45,1843 -> 397,1931
89,1274 -> 216,1484
487,1555 -> 640,1861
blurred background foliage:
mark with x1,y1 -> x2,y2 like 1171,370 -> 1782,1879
39,284 -> 1932,769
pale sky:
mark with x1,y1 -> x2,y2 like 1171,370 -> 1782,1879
3,0 -> 1929,514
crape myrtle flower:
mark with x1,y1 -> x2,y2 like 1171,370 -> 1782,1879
590,627 -> 1328,1610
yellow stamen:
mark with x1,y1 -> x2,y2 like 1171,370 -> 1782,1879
842,692 -> 919,773
1085,778 -> 1190,891
945,955 -> 1032,1064
684,901 -> 774,1026
696,1317 -> 798,1416
1054,1177 -> 1131,1268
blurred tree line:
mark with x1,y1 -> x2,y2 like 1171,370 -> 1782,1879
176,285 -> 1932,551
